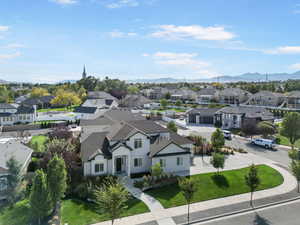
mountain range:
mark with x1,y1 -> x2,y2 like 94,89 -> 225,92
128,71 -> 300,83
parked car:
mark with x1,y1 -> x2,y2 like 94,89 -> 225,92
251,138 -> 274,149
222,130 -> 232,140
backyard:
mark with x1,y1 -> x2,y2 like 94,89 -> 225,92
146,165 -> 283,208
29,135 -> 49,152
37,105 -> 78,113
61,197 -> 149,225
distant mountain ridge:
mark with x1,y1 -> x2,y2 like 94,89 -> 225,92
128,71 -> 300,83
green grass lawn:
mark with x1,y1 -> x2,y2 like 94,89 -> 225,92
146,165 -> 283,208
276,134 -> 300,148
29,135 -> 49,152
37,105 -> 78,113
61,197 -> 149,225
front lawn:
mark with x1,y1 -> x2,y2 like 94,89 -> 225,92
276,134 -> 300,149
146,165 -> 283,208
61,197 -> 149,225
29,135 -> 49,152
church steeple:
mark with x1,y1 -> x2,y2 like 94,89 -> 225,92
82,65 -> 87,79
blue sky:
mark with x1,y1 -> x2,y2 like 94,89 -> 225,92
0,0 -> 300,83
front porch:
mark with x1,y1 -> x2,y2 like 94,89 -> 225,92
112,155 -> 131,176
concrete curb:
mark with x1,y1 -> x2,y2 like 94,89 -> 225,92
178,195 -> 300,225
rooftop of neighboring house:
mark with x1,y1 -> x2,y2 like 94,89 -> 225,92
87,91 -> 117,100
0,103 -> 17,109
218,88 -> 252,97
0,140 -> 33,173
287,91 -> 300,98
198,88 -> 218,96
251,91 -> 285,98
215,106 -> 274,120
74,106 -> 98,114
21,95 -> 55,106
119,94 -> 153,108
187,107 -> 222,116
82,99 -> 115,108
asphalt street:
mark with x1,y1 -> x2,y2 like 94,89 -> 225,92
194,199 -> 300,225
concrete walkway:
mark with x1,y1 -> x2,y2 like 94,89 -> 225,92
92,161 -> 297,225
121,177 -> 176,225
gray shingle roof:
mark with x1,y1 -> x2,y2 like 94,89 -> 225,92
127,120 -> 168,134
0,141 -> 33,173
216,106 -> 274,120
120,95 -> 152,108
198,88 -> 217,96
80,132 -> 111,161
252,91 -> 284,98
0,103 -> 17,109
74,106 -> 97,114
219,88 -> 251,97
187,108 -> 221,116
16,105 -> 35,114
149,137 -> 190,157
87,91 -> 117,100
287,91 -> 300,98
169,132 -> 193,145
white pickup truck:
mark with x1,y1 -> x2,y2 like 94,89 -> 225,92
251,138 -> 274,149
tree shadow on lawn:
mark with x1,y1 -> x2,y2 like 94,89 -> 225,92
253,212 -> 272,225
211,174 -> 229,188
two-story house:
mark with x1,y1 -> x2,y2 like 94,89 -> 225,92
0,103 -> 36,126
246,91 -> 285,107
197,88 -> 218,104
80,111 -> 193,176
217,88 -> 252,105
286,91 -> 300,109
214,106 -> 274,129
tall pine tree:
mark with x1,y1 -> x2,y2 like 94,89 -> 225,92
47,154 -> 67,207
29,170 -> 52,225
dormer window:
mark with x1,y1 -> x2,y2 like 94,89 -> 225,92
134,138 -> 142,149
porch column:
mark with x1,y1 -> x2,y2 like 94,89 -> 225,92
127,154 -> 131,176
112,156 -> 115,175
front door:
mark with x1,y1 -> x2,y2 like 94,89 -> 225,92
116,158 -> 122,173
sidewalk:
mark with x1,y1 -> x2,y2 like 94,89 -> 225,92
92,162 -> 297,225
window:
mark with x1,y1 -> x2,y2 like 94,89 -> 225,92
134,158 -> 142,167
160,159 -> 166,168
177,157 -> 183,166
134,138 -> 142,149
95,163 -> 104,173
0,177 -> 7,191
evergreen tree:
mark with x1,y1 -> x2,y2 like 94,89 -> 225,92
6,156 -> 22,205
47,155 -> 67,207
281,112 -> 300,150
29,170 -> 52,225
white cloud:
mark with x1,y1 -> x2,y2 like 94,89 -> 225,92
153,52 -> 211,68
106,0 -> 139,8
0,26 -> 9,32
2,43 -> 25,49
151,25 -> 235,41
264,46 -> 300,54
51,0 -> 77,5
290,63 -> 300,70
108,30 -> 137,38
0,52 -> 21,60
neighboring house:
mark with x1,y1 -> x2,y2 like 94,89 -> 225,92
74,106 -> 98,120
82,91 -> 118,109
186,108 -> 221,125
0,141 -> 33,200
170,89 -> 197,102
215,106 -> 274,129
80,110 -> 193,176
15,94 -> 30,104
0,103 -> 36,126
21,95 -> 55,109
197,88 -> 218,104
286,91 -> 300,109
142,87 -> 169,100
119,94 -> 153,108
217,88 -> 252,105
246,91 -> 285,107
